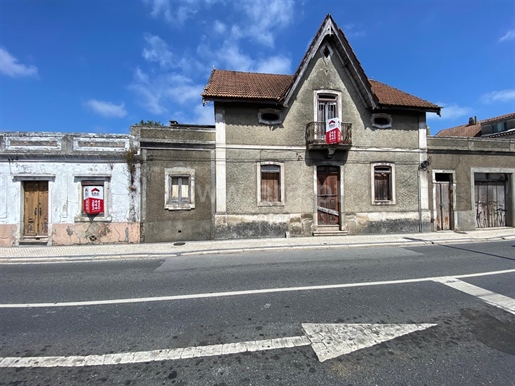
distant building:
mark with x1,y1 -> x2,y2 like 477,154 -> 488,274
435,112 -> 515,139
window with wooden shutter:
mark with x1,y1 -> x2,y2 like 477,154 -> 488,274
258,163 -> 284,206
261,165 -> 280,202
165,167 -> 195,210
373,165 -> 395,204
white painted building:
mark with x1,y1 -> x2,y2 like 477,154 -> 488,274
0,132 -> 140,246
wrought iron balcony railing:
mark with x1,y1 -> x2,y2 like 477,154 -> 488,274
305,121 -> 352,146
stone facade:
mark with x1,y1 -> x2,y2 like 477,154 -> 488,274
203,16 -> 438,239
0,132 -> 140,246
132,124 -> 215,243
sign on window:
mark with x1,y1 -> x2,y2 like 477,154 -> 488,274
83,186 -> 104,214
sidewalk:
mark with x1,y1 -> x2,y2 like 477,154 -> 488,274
1,228 -> 514,263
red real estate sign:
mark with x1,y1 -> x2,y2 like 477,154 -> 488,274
83,186 -> 104,215
325,118 -> 342,144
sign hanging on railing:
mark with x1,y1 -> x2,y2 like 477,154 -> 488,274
326,117 -> 342,144
83,186 -> 104,214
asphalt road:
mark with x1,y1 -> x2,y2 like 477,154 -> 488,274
0,240 -> 514,385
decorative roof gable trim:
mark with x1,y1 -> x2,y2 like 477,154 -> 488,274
282,14 -> 378,110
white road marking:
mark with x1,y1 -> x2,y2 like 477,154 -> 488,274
0,323 -> 437,367
302,323 -> 436,362
1,268 -> 514,309
434,277 -> 515,315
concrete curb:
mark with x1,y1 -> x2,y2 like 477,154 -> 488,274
1,234 -> 513,264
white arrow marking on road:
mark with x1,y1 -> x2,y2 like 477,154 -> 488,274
0,323 -> 436,368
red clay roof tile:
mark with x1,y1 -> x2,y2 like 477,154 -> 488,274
203,69 -> 440,111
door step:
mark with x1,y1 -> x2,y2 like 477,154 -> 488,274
19,237 -> 49,246
313,229 -> 348,237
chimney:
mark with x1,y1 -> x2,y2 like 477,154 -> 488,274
468,116 -> 477,125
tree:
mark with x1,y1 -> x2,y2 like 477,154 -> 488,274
135,120 -> 166,127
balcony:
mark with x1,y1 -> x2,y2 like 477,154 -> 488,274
305,121 -> 352,157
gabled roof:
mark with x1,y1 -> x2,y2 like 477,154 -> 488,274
435,112 -> 515,137
435,122 -> 482,137
201,70 -> 293,102
202,70 -> 440,112
202,14 -> 440,114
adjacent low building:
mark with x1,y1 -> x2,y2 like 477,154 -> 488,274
0,132 -> 140,246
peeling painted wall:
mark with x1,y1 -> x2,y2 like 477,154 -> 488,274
0,132 -> 140,246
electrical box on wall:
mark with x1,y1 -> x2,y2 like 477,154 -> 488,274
83,186 -> 104,215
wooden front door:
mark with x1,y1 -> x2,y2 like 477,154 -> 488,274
317,166 -> 340,226
23,181 -> 49,237
435,182 -> 452,230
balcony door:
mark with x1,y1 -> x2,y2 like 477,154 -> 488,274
317,94 -> 337,125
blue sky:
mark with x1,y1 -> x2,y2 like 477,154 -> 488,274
1,0 -> 514,136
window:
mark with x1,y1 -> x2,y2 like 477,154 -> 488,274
165,167 -> 195,210
492,122 -> 507,133
258,108 -> 282,125
317,93 -> 338,123
74,177 -> 111,222
258,163 -> 284,206
372,164 -> 395,204
371,113 -> 393,129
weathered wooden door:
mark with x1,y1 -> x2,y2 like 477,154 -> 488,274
475,181 -> 506,228
23,181 -> 49,237
317,166 -> 340,226
435,182 -> 452,230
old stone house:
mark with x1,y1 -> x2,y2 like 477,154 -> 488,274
0,132 -> 140,246
197,14 -> 441,239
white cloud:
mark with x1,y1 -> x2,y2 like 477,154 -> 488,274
143,0 -> 223,25
0,47 -> 38,78
481,89 -> 515,104
213,20 -> 226,35
193,104 -> 215,124
255,56 -> 291,74
142,33 -> 173,68
128,68 -> 204,115
236,0 -> 295,47
427,102 -> 472,120
499,30 -> 515,42
84,99 -> 127,118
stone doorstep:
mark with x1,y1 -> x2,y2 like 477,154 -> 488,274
312,227 -> 349,237
18,237 -> 50,246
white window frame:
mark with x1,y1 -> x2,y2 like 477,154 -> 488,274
257,162 -> 285,207
314,90 -> 342,123
371,163 -> 396,205
74,176 -> 111,222
165,167 -> 195,210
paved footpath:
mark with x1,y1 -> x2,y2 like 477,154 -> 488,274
1,228 -> 514,263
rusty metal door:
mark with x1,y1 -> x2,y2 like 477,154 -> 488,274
475,181 -> 506,228
23,181 -> 49,237
435,182 -> 452,230
317,166 -> 340,226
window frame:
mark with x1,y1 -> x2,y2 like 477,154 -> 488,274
371,113 -> 393,129
257,162 -> 285,207
165,167 -> 195,210
258,108 -> 282,125
314,90 -> 342,124
371,163 -> 396,205
74,176 -> 111,222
